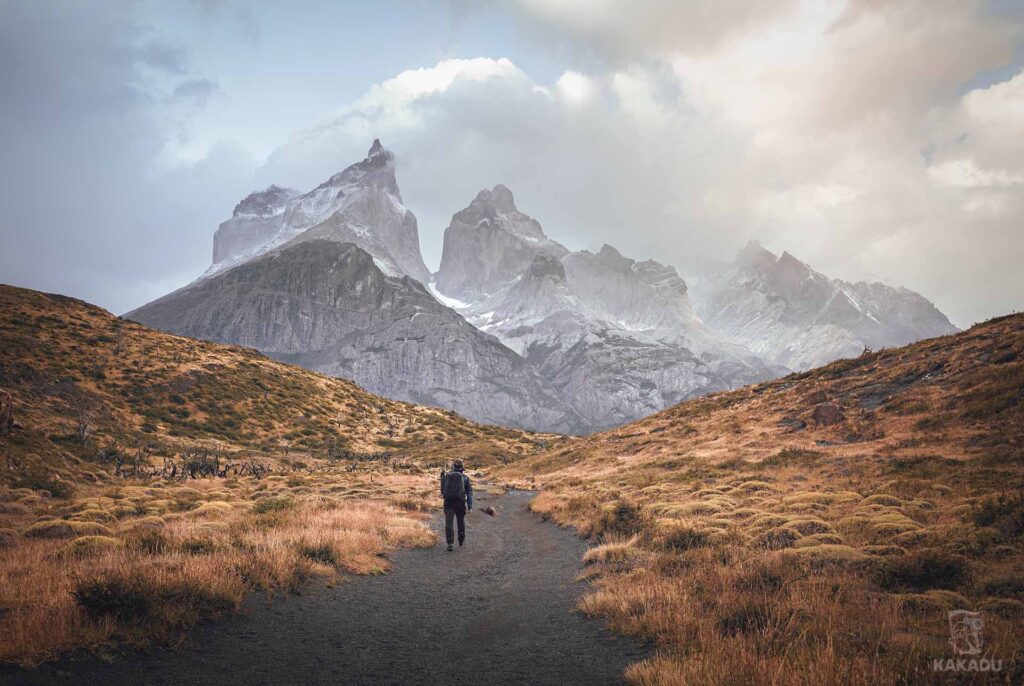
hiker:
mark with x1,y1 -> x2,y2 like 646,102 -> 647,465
440,459 -> 473,551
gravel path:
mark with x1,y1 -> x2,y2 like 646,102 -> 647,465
5,489 -> 647,685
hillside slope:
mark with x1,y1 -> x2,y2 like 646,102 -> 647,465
0,284 -> 550,473
0,284 -> 558,665
500,315 -> 1024,684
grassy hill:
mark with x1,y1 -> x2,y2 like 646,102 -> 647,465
0,285 -> 558,665
498,314 -> 1024,684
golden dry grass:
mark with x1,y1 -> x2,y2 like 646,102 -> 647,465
502,314 -> 1024,684
0,285 -> 540,665
0,470 -> 438,666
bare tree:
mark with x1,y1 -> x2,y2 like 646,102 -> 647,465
74,399 -> 94,444
114,322 -> 127,356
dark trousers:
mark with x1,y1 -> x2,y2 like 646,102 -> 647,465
444,499 -> 466,545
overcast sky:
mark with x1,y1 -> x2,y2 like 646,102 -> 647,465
1,1 -> 1022,327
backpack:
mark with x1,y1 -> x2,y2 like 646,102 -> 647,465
442,470 -> 466,500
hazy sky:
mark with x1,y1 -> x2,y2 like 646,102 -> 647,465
1,1 -> 1022,327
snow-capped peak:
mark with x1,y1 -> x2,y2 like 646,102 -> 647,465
206,140 -> 430,284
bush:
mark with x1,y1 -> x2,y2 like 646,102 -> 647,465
24,520 -> 110,539
72,572 -> 237,625
59,535 -> 123,559
12,469 -> 75,499
753,527 -> 800,550
977,574 -> 1024,599
0,527 -> 19,549
253,495 -> 295,514
972,492 -> 1024,540
72,577 -> 151,621
124,528 -> 168,554
874,548 -> 971,592
181,536 -> 217,555
718,600 -> 775,637
300,544 -> 336,566
656,523 -> 710,551
591,499 -> 646,539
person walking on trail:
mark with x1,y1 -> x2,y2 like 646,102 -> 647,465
440,459 -> 473,551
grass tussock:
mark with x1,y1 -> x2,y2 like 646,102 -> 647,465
500,313 -> 1024,684
0,471 -> 437,666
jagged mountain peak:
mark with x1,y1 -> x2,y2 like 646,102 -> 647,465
688,241 -> 959,371
735,240 -> 777,268
208,140 -> 429,284
367,137 -> 388,159
231,185 -> 299,219
592,244 -> 634,271
435,184 -> 567,300
316,139 -> 398,195
471,184 -> 518,213
437,185 -> 780,431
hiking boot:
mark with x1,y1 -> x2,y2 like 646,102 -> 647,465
446,544 -> 453,551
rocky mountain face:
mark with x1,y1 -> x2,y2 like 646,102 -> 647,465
435,184 -> 569,301
213,184 -> 298,265
207,140 -> 431,284
685,241 -> 959,370
128,239 -> 582,433
433,187 -> 783,431
130,139 -> 957,435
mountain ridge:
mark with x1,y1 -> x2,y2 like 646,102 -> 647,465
433,185 -> 784,431
685,241 -> 959,370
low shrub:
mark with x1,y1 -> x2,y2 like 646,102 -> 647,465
124,528 -> 168,554
977,573 -> 1024,599
718,600 -> 775,637
24,520 -> 110,539
300,544 -> 336,566
874,548 -> 971,592
59,535 -> 123,559
12,469 -> 75,499
253,495 -> 295,514
0,527 -> 19,549
591,499 -> 646,539
753,527 -> 800,550
656,522 -> 710,551
72,576 -> 152,621
972,492 -> 1024,540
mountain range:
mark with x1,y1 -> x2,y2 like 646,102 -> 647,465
128,140 -> 957,433
683,241 -> 958,370
432,186 -> 782,431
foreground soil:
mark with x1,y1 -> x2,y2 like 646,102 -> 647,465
4,489 -> 646,685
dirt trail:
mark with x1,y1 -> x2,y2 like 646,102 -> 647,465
6,489 -> 647,685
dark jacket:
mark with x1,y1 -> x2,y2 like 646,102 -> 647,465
440,468 -> 473,509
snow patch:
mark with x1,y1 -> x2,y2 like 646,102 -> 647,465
427,282 -> 471,309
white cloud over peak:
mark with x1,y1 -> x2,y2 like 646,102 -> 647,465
16,2 -> 1014,325
255,0 -> 1024,327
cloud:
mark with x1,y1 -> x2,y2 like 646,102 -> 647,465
508,0 -> 798,60
171,78 -> 220,106
0,2 -> 256,314
2,1 -> 1021,329
256,0 -> 1024,327
556,71 -> 595,103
